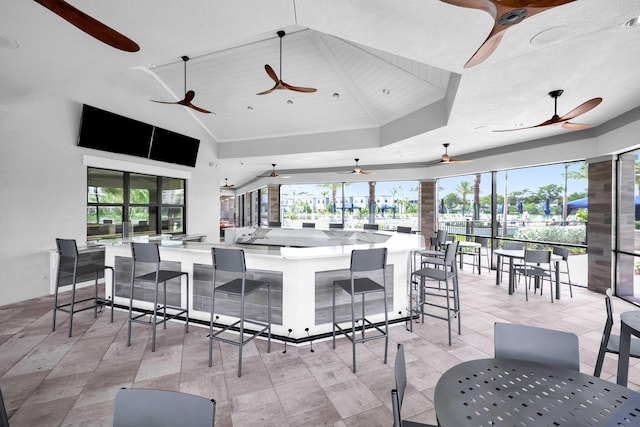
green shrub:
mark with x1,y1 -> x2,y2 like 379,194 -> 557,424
513,225 -> 586,251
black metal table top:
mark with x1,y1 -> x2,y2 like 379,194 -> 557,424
434,358 -> 640,426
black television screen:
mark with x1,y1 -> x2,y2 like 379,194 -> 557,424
149,127 -> 200,167
77,105 -> 153,158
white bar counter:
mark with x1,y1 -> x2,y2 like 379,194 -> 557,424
101,228 -> 424,342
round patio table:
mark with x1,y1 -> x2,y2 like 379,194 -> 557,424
435,358 -> 640,426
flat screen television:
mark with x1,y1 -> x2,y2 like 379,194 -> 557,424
77,105 -> 153,158
150,127 -> 200,167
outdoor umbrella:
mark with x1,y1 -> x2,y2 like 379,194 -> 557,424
544,198 -> 551,216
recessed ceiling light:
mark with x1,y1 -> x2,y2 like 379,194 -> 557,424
530,26 -> 568,46
287,100 -> 293,104
333,92 -> 340,99
382,88 -> 390,95
247,106 -> 253,111
148,63 -> 156,69
624,16 -> 640,27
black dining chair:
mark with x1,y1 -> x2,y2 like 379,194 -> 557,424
498,241 -> 524,283
302,222 -> 315,228
396,226 -> 412,234
113,388 -> 215,427
392,344 -> 438,427
594,289 -> 640,377
363,223 -> 379,230
552,246 -> 573,297
494,322 -> 580,371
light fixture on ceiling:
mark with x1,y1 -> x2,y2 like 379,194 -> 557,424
333,92 -> 340,98
287,100 -> 293,104
247,106 -> 253,111
624,16 -> 640,27
382,88 -> 390,95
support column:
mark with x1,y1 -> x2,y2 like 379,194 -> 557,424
617,154 -> 636,296
587,158 -> 615,294
419,180 -> 436,243
268,184 -> 281,224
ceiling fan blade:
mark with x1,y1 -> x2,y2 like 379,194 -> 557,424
561,122 -> 590,131
281,81 -> 317,93
440,0 -> 496,16
465,30 -> 506,68
151,99 -> 181,105
256,83 -> 279,96
559,97 -> 603,122
186,103 -> 212,114
264,64 -> 279,84
447,159 -> 474,164
34,0 -> 139,52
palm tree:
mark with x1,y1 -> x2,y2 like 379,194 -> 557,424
319,183 -> 341,214
456,181 -> 473,216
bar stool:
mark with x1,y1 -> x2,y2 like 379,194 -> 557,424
209,247 -> 271,377
332,247 -> 389,373
53,238 -> 115,337
410,241 -> 460,345
127,242 -> 189,352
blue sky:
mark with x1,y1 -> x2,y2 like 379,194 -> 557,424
280,162 -> 588,200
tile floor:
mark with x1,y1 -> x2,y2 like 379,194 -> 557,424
2,268 -> 640,426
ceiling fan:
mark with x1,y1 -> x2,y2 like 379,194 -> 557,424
151,56 -> 213,114
220,178 -> 234,189
440,0 -> 575,68
256,30 -> 317,95
433,143 -> 473,164
494,90 -> 602,132
258,164 -> 291,179
339,159 -> 375,175
33,0 -> 139,52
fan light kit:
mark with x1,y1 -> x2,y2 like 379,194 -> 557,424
436,144 -> 473,164
151,56 -> 213,114
257,30 -> 317,95
494,90 -> 602,132
221,178 -> 234,189
440,0 -> 575,68
34,0 -> 139,52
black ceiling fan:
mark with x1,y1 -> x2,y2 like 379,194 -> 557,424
221,178 -> 234,189
151,56 -> 213,114
257,30 -> 317,95
33,0 -> 139,52
494,90 -> 602,132
257,164 -> 291,178
339,159 -> 375,175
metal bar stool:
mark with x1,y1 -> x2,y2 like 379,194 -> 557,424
52,238 -> 115,337
410,240 -> 460,345
127,242 -> 189,352
332,247 -> 389,373
209,247 -> 271,377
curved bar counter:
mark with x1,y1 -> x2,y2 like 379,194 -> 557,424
101,227 -> 424,343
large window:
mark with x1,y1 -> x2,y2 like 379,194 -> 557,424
87,167 -> 186,240
280,180 -> 419,230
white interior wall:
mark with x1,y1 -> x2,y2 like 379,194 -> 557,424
0,94 -> 219,306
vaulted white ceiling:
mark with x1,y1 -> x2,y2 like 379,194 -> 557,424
2,0 -> 640,188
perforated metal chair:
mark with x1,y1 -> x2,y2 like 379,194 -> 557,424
512,250 -> 554,302
52,238 -> 114,337
594,289 -> 640,377
410,241 -> 460,345
475,236 -> 491,273
329,223 -> 344,229
494,322 -> 580,371
113,388 -> 215,427
210,247 -> 271,377
302,222 -> 315,228
552,246 -> 573,297
396,226 -> 412,234
127,242 -> 189,352
498,241 -> 524,283
332,247 -> 389,373
392,344 -> 438,427
363,223 -> 379,230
